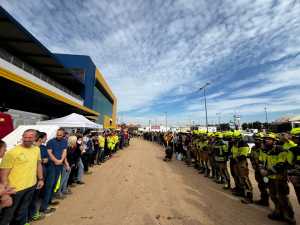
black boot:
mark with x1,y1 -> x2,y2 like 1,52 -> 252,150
215,176 -> 221,183
209,169 -> 216,179
284,216 -> 296,225
198,168 -> 205,174
232,188 -> 244,197
241,192 -> 253,204
268,212 -> 284,221
217,177 -> 224,184
254,198 -> 269,207
204,168 -> 210,177
231,187 -> 238,192
223,182 -> 230,190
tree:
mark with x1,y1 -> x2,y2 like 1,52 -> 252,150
242,123 -> 248,130
220,123 -> 230,131
252,121 -> 262,130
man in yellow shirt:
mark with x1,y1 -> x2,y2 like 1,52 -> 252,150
107,132 -> 115,156
97,132 -> 105,164
113,132 -> 119,153
0,129 -> 44,225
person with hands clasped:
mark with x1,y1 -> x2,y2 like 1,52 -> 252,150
0,129 -> 43,225
40,128 -> 67,215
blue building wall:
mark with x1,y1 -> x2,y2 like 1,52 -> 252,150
55,54 -> 113,124
55,54 -> 96,108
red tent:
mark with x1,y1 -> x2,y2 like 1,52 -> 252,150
0,112 -> 14,139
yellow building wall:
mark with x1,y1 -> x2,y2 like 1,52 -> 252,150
103,115 -> 113,129
95,69 -> 117,128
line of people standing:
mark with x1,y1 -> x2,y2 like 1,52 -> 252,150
0,128 -> 130,225
144,130 -> 300,225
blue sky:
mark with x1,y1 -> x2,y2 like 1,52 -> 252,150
1,0 -> 300,125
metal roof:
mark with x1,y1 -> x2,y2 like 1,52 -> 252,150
0,7 -> 83,94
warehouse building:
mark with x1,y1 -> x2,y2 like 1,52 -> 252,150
0,6 -> 116,128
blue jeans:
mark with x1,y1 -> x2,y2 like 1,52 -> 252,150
57,167 -> 71,194
40,165 -> 62,211
76,158 -> 84,182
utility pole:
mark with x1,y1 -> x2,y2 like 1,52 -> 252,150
165,112 -> 168,132
199,82 -> 210,133
216,112 -> 221,130
264,104 -> 268,129
264,104 -> 268,124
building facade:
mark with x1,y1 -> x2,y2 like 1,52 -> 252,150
0,7 -> 116,128
55,54 -> 117,128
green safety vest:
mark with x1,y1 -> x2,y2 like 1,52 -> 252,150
214,142 -> 228,162
287,146 -> 300,165
231,145 -> 239,159
264,147 -> 288,179
191,139 -> 197,149
107,137 -> 115,150
98,135 -> 105,148
239,146 -> 250,157
283,140 -> 297,151
250,146 -> 262,169
201,141 -> 208,151
259,150 -> 267,162
198,141 -> 206,151
266,151 -> 287,169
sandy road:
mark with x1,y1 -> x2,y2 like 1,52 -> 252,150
36,138 -> 300,225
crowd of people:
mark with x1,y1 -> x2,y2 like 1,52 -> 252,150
143,128 -> 300,225
0,127 -> 130,225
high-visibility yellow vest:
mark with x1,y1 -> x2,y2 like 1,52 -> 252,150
283,140 -> 297,151
262,146 -> 288,179
107,136 -> 114,150
113,135 -> 119,144
231,145 -> 239,159
266,151 -> 287,169
54,174 -> 61,193
239,146 -> 250,157
214,141 -> 228,161
98,135 -> 105,148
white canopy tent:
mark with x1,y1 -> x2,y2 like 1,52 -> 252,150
36,113 -> 102,129
273,115 -> 300,129
3,125 -> 59,150
289,115 -> 300,122
275,115 -> 300,123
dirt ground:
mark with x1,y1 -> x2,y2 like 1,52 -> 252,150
36,138 -> 300,225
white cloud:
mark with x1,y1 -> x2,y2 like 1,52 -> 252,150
2,0 -> 300,124
231,67 -> 300,98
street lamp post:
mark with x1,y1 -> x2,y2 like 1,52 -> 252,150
199,82 -> 210,133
